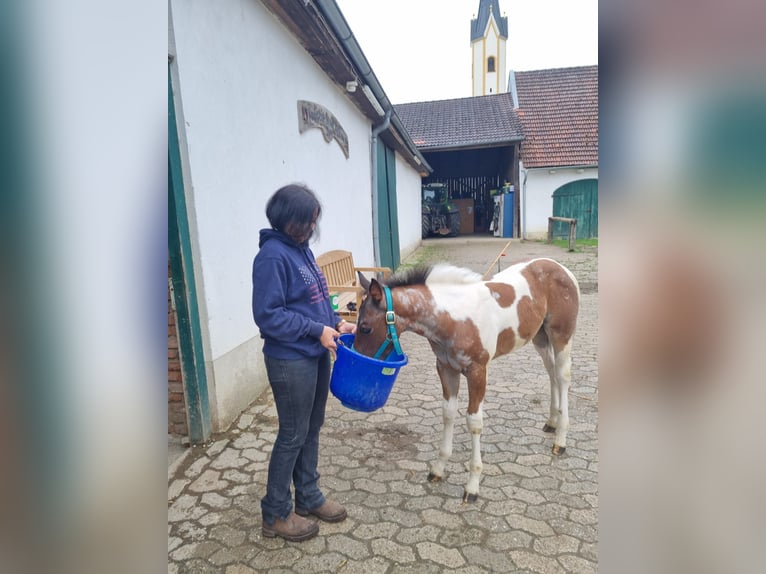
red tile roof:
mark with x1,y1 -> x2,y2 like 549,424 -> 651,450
514,65 -> 598,168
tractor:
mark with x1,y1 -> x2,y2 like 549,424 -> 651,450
421,183 -> 461,238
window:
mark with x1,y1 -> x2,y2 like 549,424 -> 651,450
487,57 -> 495,73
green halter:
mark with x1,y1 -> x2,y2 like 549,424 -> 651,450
372,285 -> 404,360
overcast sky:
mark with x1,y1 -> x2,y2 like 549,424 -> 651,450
335,0 -> 598,104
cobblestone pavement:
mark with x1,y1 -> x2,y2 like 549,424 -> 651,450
169,237 -> 598,573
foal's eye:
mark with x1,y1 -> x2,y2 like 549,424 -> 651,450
359,326 -> 372,335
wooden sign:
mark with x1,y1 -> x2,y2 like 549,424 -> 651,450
297,100 -> 349,158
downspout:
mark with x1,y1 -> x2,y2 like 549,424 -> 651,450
370,110 -> 391,267
521,167 -> 528,240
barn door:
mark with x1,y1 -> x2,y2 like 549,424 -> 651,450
376,140 -> 400,270
552,179 -> 598,239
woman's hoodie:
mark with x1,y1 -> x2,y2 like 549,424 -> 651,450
252,228 -> 338,359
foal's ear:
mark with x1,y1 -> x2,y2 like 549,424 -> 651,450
357,271 -> 371,292
368,278 -> 384,304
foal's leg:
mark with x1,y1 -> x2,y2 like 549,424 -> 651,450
550,342 -> 573,455
463,365 -> 487,503
427,361 -> 460,484
533,329 -> 560,434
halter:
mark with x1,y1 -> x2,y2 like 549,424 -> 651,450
372,285 -> 404,360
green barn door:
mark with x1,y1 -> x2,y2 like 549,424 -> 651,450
376,141 -> 400,270
552,179 -> 598,239
169,70 -> 211,444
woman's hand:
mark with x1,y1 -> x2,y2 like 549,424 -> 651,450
320,325 -> 340,358
336,320 -> 356,335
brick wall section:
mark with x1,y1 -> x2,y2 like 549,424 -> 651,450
168,265 -> 188,437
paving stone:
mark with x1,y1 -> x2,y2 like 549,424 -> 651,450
353,521 -> 400,540
168,494 -> 202,523
421,507 -> 465,529
557,554 -> 597,573
291,551 -> 347,573
188,469 -> 228,493
201,492 -> 231,509
371,537 -> 417,563
168,478 -> 190,501
210,524 -> 246,547
509,550 -> 567,574
207,439 -> 229,457
462,544 -> 522,573
184,456 -> 210,478
338,556 -> 392,574
485,530 -> 534,551
325,533 -> 370,560
438,526 -> 485,547
533,534 -> 581,555
416,541 -> 466,569
395,525 -> 442,545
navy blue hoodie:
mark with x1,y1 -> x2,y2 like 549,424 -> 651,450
252,228 -> 339,359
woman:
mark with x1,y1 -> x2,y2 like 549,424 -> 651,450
252,183 -> 356,542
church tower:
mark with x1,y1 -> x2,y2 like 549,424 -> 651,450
471,0 -> 508,96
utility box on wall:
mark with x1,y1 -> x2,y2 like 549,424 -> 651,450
502,191 -> 514,238
492,192 -> 514,237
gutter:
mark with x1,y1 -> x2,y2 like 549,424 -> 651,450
313,0 -> 431,173
521,167 -> 528,240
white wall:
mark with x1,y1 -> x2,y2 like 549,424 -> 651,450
520,165 -> 599,239
170,0 -> 422,430
396,153 -> 423,262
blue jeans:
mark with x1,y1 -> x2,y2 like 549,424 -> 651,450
261,352 -> 331,524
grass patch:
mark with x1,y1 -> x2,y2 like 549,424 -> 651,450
397,244 -> 445,272
550,237 -> 598,251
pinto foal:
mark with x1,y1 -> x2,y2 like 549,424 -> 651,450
353,258 -> 580,502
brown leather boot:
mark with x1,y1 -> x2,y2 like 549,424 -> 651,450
295,499 -> 347,523
261,511 -> 319,542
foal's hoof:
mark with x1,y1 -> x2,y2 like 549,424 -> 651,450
552,445 -> 566,456
542,424 -> 556,433
427,472 -> 442,483
462,491 -> 479,503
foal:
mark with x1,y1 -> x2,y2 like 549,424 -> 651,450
353,258 -> 580,502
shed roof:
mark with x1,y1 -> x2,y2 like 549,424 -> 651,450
395,93 -> 523,151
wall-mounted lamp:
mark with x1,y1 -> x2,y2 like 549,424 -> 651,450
576,168 -> 584,174
345,80 -> 358,93
548,169 -> 557,175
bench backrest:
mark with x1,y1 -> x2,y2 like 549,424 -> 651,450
316,250 -> 356,286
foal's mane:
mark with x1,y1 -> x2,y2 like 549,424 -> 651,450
384,264 -> 432,288
383,263 -> 483,288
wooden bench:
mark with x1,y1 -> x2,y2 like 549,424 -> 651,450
316,250 -> 391,323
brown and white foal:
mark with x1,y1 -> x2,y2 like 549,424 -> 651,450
353,258 -> 580,502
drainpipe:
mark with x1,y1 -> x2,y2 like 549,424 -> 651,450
521,168 -> 528,240
370,109 -> 391,267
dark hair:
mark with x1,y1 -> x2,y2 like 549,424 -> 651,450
265,183 -> 322,243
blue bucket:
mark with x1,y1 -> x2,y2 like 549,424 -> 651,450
330,334 -> 408,412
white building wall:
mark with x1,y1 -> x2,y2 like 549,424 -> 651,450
170,0 -> 422,430
520,165 -> 599,239
395,153 -> 423,261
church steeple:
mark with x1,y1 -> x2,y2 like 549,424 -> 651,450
470,0 -> 508,96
